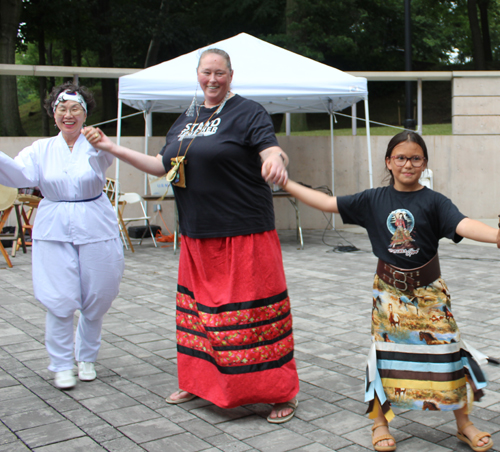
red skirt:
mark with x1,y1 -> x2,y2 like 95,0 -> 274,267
176,230 -> 299,409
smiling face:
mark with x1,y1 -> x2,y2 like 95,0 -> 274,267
54,100 -> 87,141
197,53 -> 233,108
386,140 -> 427,192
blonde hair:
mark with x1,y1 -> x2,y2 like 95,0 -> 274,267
197,48 -> 232,73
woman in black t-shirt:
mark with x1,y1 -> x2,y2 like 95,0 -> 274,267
283,131 -> 497,452
83,48 -> 299,424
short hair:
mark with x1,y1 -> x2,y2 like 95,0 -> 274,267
44,82 -> 96,118
197,48 -> 232,73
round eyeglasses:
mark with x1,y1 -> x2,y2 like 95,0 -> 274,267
390,155 -> 426,168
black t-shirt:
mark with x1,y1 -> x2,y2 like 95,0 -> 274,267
160,94 -> 278,238
337,186 -> 466,268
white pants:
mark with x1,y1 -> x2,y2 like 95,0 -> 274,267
32,239 -> 124,372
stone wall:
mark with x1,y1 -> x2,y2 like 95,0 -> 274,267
2,132 -> 500,232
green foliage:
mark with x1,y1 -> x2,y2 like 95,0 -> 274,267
11,0 -> 500,135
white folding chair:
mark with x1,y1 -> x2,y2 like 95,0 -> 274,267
118,193 -> 158,248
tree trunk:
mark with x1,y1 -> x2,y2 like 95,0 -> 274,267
37,28 -> 49,136
477,0 -> 492,64
145,0 -> 168,68
0,0 -> 26,136
46,43 -> 55,91
467,0 -> 486,69
93,0 -> 117,124
285,0 -> 307,131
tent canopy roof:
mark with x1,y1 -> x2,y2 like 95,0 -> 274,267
119,33 -> 368,115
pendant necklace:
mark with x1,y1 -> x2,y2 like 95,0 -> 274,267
166,92 -> 231,186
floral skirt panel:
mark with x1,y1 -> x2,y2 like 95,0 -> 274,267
365,274 -> 487,422
175,230 -> 299,409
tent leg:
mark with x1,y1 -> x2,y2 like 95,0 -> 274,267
364,97 -> 373,189
115,100 -> 123,217
330,112 -> 335,230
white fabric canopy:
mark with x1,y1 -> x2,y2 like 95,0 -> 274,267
119,33 -> 368,115
115,33 -> 373,228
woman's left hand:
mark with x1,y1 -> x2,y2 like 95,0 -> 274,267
260,147 -> 289,187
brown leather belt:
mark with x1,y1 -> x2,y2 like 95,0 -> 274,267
376,254 -> 441,293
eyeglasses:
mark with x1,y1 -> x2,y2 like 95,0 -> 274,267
55,104 -> 85,115
390,155 -> 426,168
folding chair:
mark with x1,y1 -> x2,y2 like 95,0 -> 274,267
103,178 -> 135,252
0,184 -> 25,268
12,193 -> 42,257
118,193 -> 158,248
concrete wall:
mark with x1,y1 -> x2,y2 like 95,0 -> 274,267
453,77 -> 500,134
2,133 -> 500,232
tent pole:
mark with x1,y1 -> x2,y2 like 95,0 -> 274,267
115,100 -> 123,216
364,97 -> 373,188
144,111 -> 152,222
330,112 -> 335,229
285,113 -> 291,136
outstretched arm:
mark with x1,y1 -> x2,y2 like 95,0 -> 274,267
456,218 -> 500,248
82,126 -> 166,177
283,180 -> 339,213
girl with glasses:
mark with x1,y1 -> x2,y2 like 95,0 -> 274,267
283,131 -> 496,452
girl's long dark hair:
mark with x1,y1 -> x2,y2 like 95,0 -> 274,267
384,131 -> 428,185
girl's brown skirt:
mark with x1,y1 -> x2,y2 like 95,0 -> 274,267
175,230 -> 299,409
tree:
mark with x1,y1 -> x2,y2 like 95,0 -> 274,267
0,0 -> 26,136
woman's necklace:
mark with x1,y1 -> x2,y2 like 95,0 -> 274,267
166,92 -> 231,185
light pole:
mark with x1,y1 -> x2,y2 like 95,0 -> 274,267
404,0 -> 415,130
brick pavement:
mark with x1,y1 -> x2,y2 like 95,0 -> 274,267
1,229 -> 499,451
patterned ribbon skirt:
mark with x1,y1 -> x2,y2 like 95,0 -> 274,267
366,274 -> 487,422
175,230 -> 299,409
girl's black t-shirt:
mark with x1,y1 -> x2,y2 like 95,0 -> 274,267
160,94 -> 278,239
337,185 -> 466,268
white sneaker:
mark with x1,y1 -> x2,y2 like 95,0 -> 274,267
55,369 -> 76,389
78,362 -> 96,381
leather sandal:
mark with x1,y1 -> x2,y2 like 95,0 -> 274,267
267,399 -> 298,424
372,422 -> 396,452
165,389 -> 197,404
457,421 -> 493,452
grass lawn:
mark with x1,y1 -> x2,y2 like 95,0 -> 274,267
276,123 -> 452,137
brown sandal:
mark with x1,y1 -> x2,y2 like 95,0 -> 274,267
457,421 -> 493,452
372,422 -> 396,452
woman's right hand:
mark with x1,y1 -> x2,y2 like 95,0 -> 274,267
82,126 -> 114,153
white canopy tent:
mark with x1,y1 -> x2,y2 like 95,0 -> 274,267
116,33 -> 372,222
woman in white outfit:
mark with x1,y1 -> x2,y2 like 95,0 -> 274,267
0,83 -> 124,389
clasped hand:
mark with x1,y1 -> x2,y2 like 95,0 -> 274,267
261,152 -> 288,187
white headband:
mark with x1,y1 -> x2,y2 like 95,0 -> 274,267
53,90 -> 87,113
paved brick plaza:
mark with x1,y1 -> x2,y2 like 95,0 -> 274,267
1,229 -> 500,451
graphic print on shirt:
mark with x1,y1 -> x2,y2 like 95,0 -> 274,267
386,209 -> 420,257
178,118 -> 221,140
